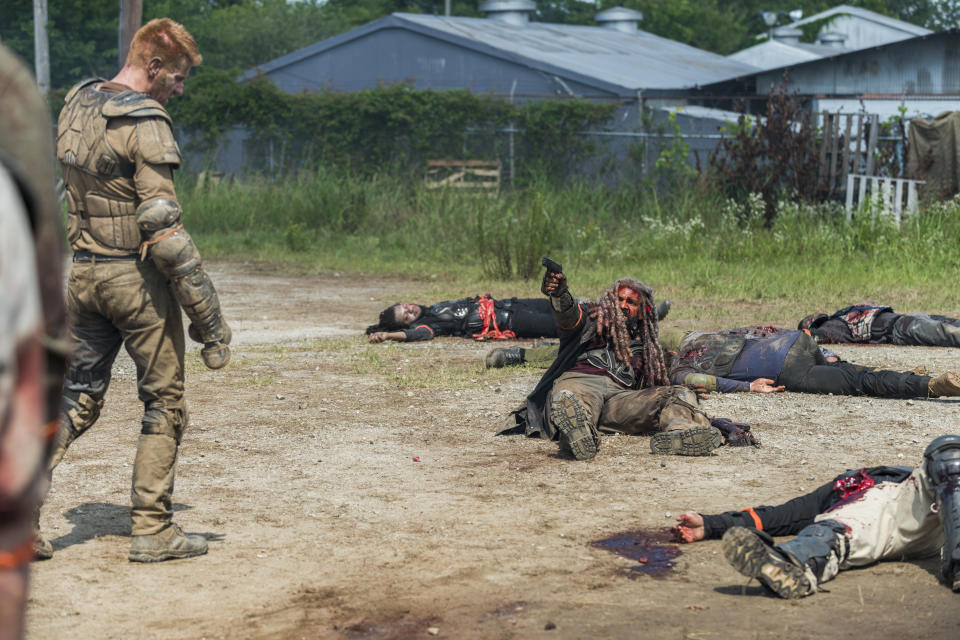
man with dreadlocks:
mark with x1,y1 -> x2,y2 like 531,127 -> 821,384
509,268 -> 725,460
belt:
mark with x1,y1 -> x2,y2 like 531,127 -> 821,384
73,250 -> 139,263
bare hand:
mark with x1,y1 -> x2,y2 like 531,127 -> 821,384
749,378 -> 785,393
672,513 -> 705,543
542,271 -> 564,295
368,332 -> 389,343
690,383 -> 709,400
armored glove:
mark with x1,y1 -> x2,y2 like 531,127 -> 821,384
188,321 -> 232,370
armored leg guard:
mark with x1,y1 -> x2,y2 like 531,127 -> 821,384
722,527 -> 816,599
137,200 -> 231,370
924,434 -> 960,591
485,346 -> 525,369
551,390 -> 599,460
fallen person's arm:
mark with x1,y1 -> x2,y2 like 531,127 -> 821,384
749,378 -> 786,393
368,331 -> 408,343
672,480 -> 837,543
672,371 -> 750,393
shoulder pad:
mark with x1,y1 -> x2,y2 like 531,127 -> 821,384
135,117 -> 182,167
102,92 -> 172,124
64,77 -> 105,105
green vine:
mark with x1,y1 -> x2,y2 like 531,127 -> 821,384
167,72 -> 616,181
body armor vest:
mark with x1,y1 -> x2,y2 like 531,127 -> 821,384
674,331 -> 747,378
57,79 -> 173,255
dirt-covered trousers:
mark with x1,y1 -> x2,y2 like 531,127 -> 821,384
54,258 -> 187,535
892,314 -> 960,348
550,371 -> 711,436
810,464 -> 942,586
778,332 -> 930,398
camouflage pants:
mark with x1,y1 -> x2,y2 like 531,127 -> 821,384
53,258 -> 186,535
550,371 -> 711,436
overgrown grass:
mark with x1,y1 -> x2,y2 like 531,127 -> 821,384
180,169 -> 960,318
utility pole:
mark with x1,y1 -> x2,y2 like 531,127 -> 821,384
118,0 -> 143,69
445,0 -> 451,17
33,0 -> 50,95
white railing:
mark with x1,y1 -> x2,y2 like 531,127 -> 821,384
845,174 -> 925,223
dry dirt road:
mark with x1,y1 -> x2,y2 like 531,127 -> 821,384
28,262 -> 960,639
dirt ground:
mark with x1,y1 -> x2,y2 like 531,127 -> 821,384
27,262 -> 960,639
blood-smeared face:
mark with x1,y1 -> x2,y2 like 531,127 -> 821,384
617,286 -> 642,320
393,303 -> 422,326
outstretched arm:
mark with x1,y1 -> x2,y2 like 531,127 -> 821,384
368,331 -> 407,343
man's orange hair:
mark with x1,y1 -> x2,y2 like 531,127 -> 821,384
126,18 -> 202,69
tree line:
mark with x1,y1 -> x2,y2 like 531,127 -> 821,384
2,0 -> 956,93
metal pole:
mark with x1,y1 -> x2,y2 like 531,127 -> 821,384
33,0 -> 49,95
118,0 -> 143,69
444,0 -> 451,17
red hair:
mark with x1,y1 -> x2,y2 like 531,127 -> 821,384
126,18 -> 202,69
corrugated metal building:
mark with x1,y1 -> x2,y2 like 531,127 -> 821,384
225,2 -> 759,178
713,30 -> 960,121
242,3 -> 755,106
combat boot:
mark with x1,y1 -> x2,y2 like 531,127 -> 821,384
32,508 -> 52,561
929,371 -> 960,397
129,523 -> 208,563
650,426 -> 722,456
484,346 -> 525,369
924,434 -> 960,591
722,527 -> 815,599
551,390 -> 599,460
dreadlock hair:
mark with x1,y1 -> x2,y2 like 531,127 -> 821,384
590,278 -> 669,387
365,304 -> 403,335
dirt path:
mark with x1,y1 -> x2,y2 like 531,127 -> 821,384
27,263 -> 960,639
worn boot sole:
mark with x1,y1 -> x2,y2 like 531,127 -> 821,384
551,391 -> 598,460
128,545 -> 208,563
650,426 -> 722,456
722,527 -> 812,599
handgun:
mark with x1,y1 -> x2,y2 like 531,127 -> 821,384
541,256 -> 562,274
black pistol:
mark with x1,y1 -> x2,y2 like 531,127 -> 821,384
541,256 -> 562,274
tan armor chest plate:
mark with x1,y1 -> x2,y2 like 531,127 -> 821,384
57,81 -> 139,253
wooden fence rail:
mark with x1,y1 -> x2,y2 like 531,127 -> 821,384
845,174 -> 924,223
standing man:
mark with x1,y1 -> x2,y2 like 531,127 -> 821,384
511,267 -> 723,459
39,18 -> 231,563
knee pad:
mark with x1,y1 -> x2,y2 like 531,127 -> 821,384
61,390 -> 103,435
780,520 -> 848,580
141,403 -> 186,442
924,435 -> 960,487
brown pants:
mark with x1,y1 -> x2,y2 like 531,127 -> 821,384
52,258 -> 186,535
550,371 -> 710,436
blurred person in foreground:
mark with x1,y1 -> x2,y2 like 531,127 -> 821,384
0,43 -> 68,638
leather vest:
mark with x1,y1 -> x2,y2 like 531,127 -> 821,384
429,298 -> 513,334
